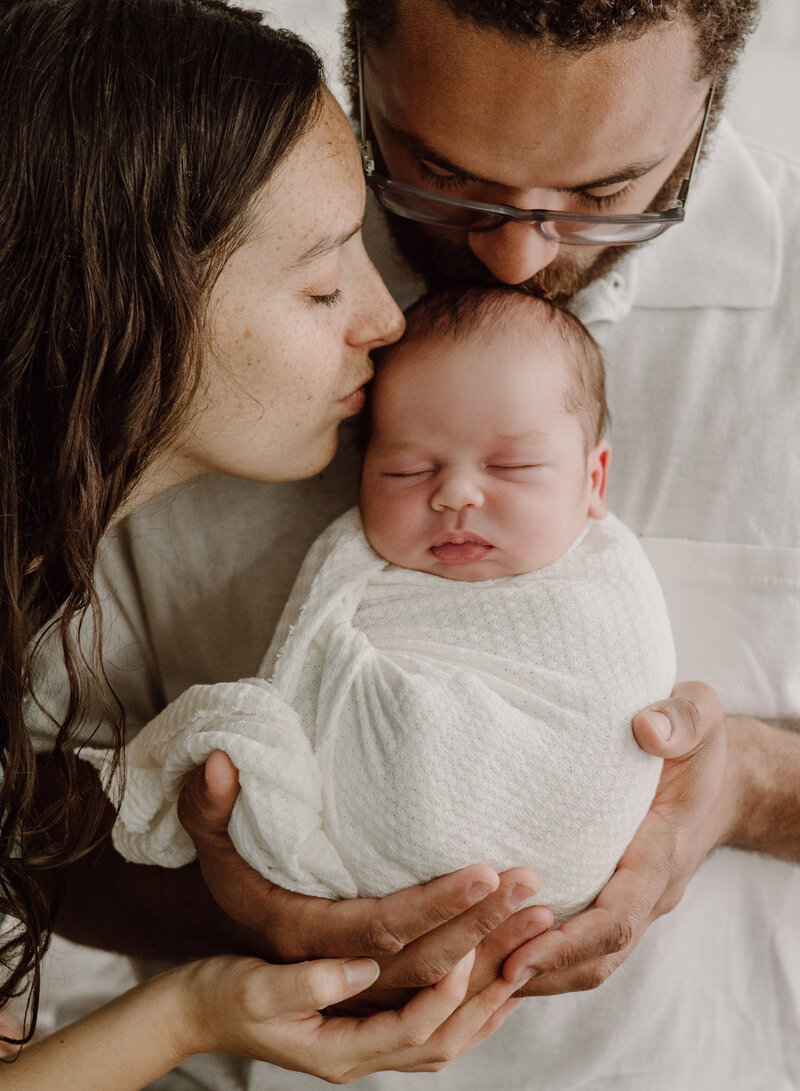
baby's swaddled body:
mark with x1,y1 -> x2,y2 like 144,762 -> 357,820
105,507 -> 676,924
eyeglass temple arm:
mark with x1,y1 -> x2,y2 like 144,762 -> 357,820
676,81 -> 715,208
356,30 -> 375,176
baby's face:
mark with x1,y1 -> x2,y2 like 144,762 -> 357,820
360,328 -> 609,581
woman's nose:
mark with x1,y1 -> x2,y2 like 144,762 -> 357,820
467,221 -> 560,285
431,472 -> 484,512
348,259 -> 405,351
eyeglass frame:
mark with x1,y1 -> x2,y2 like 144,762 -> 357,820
356,30 -> 715,244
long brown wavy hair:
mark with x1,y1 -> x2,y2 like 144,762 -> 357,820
0,0 -> 323,1043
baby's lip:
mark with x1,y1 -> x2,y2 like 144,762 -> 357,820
429,530 -> 493,548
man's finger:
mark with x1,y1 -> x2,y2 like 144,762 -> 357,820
177,751 -> 240,843
270,864 -> 508,964
465,903 -> 554,995
373,868 -> 541,988
633,680 -> 724,759
502,854 -> 660,990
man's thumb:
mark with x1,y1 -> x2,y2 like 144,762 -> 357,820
178,750 -> 240,837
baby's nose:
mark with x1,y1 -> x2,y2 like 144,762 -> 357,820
431,472 -> 484,512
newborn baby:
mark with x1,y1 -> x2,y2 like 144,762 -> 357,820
95,287 -> 676,925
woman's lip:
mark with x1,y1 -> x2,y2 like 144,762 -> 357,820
339,383 -> 368,413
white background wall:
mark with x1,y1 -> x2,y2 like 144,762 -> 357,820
254,0 -> 800,159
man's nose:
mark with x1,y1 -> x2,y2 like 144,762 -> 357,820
467,221 -> 560,285
431,472 -> 484,512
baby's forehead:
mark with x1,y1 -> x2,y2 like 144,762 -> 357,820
374,323 -> 574,396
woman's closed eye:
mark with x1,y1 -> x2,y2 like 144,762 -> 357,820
308,288 -> 342,307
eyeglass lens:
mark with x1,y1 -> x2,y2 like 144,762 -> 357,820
373,186 -> 671,244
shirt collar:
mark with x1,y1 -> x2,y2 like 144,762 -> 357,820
571,119 -> 781,325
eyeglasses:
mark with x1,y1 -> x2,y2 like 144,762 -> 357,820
356,34 -> 714,246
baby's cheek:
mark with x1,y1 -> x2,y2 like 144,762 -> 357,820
362,499 -> 412,565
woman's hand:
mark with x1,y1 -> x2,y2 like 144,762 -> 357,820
3,950 -> 521,1090
178,751 -> 547,998
179,950 -> 523,1081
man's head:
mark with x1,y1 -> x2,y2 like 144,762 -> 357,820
345,0 -> 760,301
359,286 -> 611,581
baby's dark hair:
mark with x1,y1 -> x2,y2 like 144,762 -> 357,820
377,285 -> 609,451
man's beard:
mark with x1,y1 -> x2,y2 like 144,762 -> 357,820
386,216 -> 632,305
381,153 -> 693,306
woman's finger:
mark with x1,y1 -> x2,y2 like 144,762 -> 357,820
260,958 -> 382,1014
399,995 -> 526,1073
338,959 -> 522,1080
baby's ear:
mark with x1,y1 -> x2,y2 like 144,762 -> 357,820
587,438 -> 611,519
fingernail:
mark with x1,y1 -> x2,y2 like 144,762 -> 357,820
468,881 -> 494,902
343,958 -> 380,989
510,885 -> 537,910
644,710 -> 672,741
512,965 -> 538,986
524,922 -> 547,942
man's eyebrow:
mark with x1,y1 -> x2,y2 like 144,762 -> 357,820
390,124 -> 668,193
291,220 -> 363,268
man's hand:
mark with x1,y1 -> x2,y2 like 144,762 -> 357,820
178,751 -> 551,999
503,681 -> 733,995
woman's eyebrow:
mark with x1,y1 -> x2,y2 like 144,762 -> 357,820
292,220 -> 363,267
390,123 -> 668,192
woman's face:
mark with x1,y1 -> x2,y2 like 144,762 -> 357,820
169,91 -> 404,485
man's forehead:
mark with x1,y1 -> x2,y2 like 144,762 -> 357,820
367,3 -> 702,191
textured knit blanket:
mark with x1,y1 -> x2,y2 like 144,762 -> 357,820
89,508 -> 676,924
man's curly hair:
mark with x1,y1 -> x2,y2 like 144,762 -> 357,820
346,0 -> 762,102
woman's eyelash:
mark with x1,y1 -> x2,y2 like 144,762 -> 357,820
309,288 -> 342,307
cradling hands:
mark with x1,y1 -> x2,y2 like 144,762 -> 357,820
502,681 -> 735,996
177,751 -> 550,1007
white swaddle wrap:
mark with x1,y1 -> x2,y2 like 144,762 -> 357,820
93,508 -> 675,923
